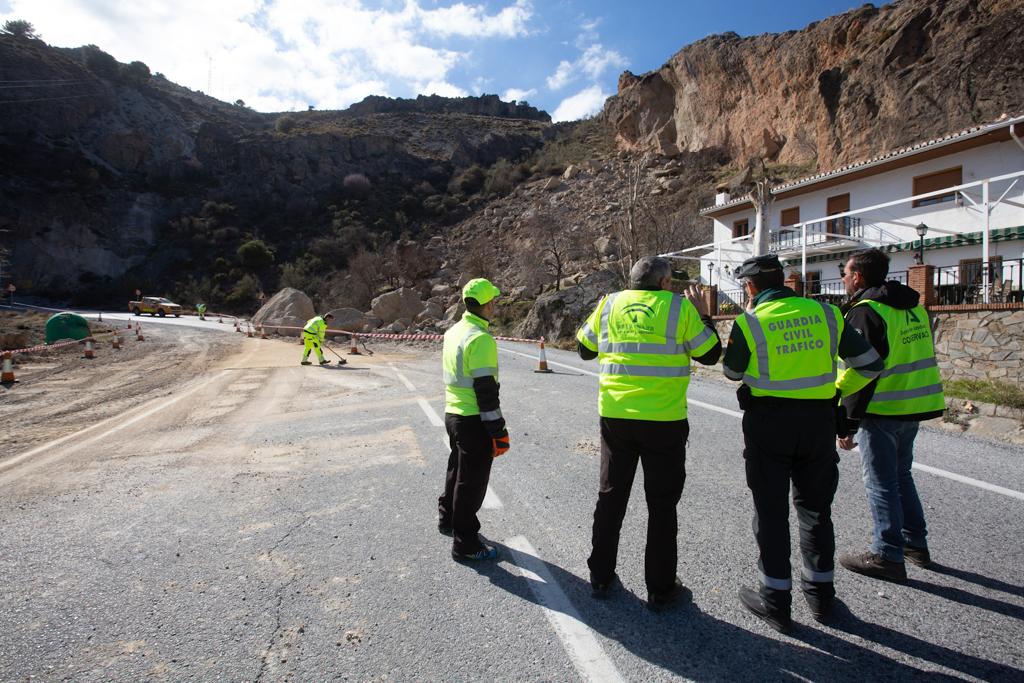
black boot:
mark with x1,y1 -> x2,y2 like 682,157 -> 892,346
738,586 -> 793,634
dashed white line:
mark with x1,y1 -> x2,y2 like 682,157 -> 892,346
389,363 -> 418,391
504,535 -> 625,683
500,345 -> 1024,502
416,397 -> 445,427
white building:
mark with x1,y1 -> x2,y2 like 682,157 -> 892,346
669,114 -> 1024,309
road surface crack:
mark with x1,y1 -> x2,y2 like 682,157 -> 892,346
253,515 -> 309,683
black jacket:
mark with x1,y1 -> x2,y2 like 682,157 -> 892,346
841,280 -> 945,428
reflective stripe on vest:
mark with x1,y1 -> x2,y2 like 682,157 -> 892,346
854,300 -> 944,415
740,300 -> 838,393
443,324 -> 489,388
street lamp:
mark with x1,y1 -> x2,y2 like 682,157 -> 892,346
707,261 -> 714,287
915,223 -> 928,264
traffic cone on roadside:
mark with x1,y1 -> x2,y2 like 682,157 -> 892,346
83,339 -> 96,359
218,314 -> 223,324
348,335 -> 362,355
234,319 -> 240,332
259,325 -> 267,339
246,324 -> 253,338
98,312 -> 103,322
1,352 -> 16,384
136,324 -> 145,342
534,339 -> 553,373
112,333 -> 121,350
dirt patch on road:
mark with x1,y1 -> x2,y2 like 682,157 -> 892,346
0,324 -> 238,459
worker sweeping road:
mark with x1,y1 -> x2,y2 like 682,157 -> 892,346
301,313 -> 334,366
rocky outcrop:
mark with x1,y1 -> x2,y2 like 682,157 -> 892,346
252,287 -> 315,336
370,287 -> 425,324
516,269 -> 621,342
604,0 -> 1024,168
342,94 -> 550,122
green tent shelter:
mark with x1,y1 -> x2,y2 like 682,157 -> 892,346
45,312 -> 91,344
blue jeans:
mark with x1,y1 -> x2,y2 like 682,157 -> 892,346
857,418 -> 928,562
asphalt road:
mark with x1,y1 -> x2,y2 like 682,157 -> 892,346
0,319 -> 1021,682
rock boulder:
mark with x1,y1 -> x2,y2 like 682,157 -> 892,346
517,268 -> 621,341
370,287 -> 424,324
253,287 -> 316,336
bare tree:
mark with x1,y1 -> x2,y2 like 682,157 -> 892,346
348,248 -> 385,305
524,210 -> 577,291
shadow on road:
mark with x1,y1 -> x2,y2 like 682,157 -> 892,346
462,545 -> 1020,682
927,563 -> 1024,600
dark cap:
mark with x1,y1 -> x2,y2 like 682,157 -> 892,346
734,254 -> 782,279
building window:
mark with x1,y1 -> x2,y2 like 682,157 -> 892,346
959,257 -> 1002,285
732,219 -> 750,238
805,270 -> 822,295
826,193 -> 850,236
780,207 -> 800,227
913,167 -> 962,207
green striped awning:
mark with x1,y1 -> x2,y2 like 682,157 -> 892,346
790,225 -> 1024,267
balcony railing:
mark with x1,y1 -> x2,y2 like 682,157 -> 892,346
934,257 -> 1024,304
769,217 -> 863,253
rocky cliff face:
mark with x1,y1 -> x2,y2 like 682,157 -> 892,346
604,0 -> 1024,168
0,37 -> 550,300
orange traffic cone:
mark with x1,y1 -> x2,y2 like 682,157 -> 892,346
136,325 -> 145,342
112,333 -> 121,350
348,335 -> 362,355
218,314 -> 223,324
234,320 -> 240,332
1,352 -> 16,384
83,339 -> 96,359
534,339 -> 553,373
246,324 -> 253,338
259,325 -> 268,339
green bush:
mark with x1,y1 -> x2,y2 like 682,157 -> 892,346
944,379 -> 1024,410
237,239 -> 274,271
275,116 -> 296,134
83,45 -> 118,78
121,60 -> 151,85
1,19 -> 39,39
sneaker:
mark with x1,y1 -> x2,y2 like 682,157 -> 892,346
839,551 -> 907,582
451,544 -> 498,562
300,361 -> 312,365
319,359 -> 331,365
739,586 -> 793,634
903,545 -> 932,569
647,577 -> 688,612
590,573 -> 619,599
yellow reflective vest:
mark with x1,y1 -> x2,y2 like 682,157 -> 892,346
845,300 -> 945,416
303,316 -> 327,341
732,296 -> 844,400
443,312 -> 499,416
577,289 -> 718,421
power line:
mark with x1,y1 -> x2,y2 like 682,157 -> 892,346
0,92 -> 103,104
0,81 -> 92,90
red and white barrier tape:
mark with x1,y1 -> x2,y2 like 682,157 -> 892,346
5,338 -> 83,356
259,324 -> 542,345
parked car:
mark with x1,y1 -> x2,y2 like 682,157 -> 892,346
128,296 -> 182,317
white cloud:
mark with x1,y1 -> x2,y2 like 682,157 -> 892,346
419,0 -> 532,38
0,0 -> 533,112
545,37 -> 626,91
503,87 -> 536,103
420,80 -> 468,97
552,84 -> 607,123
546,60 -> 574,90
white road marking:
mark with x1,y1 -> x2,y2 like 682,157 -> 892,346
504,535 -> 625,683
500,346 -> 1024,502
416,397 -> 445,427
389,363 -> 418,391
911,463 -> 1024,501
0,370 -> 229,481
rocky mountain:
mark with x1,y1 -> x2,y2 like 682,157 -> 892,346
605,0 -> 1024,168
0,36 -> 551,304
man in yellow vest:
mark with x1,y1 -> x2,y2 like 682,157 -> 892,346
301,312 -> 335,365
576,256 -> 721,610
723,254 -> 883,633
438,278 -> 509,562
836,248 -> 945,581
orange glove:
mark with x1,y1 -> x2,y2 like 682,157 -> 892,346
492,433 -> 510,458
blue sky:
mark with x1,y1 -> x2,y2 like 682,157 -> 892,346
0,0 -> 863,121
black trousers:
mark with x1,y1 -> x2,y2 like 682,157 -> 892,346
588,417 -> 688,595
743,400 -> 839,609
438,413 -> 494,554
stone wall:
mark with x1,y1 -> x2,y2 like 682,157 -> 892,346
932,309 -> 1024,385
